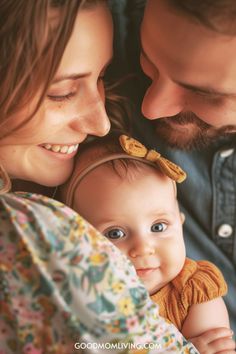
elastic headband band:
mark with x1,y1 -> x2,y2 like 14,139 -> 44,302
65,153 -> 157,207
65,134 -> 186,207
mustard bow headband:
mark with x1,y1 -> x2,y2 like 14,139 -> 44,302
119,135 -> 186,183
64,134 -> 186,207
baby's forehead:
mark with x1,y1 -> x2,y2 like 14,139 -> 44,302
86,160 -> 177,196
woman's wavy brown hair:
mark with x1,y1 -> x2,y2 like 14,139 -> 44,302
0,0 -> 107,193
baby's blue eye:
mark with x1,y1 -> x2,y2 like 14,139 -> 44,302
104,228 -> 125,240
151,223 -> 167,232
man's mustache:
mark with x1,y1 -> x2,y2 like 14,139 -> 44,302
162,111 -> 210,127
160,111 -> 236,134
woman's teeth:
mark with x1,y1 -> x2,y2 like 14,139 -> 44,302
43,144 -> 79,154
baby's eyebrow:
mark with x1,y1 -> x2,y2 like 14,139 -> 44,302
150,210 -> 176,218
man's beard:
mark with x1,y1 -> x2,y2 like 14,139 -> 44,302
154,112 -> 236,150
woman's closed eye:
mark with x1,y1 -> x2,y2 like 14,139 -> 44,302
104,227 -> 126,241
151,222 -> 167,233
47,76 -> 105,103
47,91 -> 76,102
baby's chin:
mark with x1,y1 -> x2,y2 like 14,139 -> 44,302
142,277 -> 169,296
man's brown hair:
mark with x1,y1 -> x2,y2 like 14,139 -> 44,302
168,0 -> 236,35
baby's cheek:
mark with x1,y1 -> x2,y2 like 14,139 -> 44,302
161,240 -> 185,270
114,242 -> 129,257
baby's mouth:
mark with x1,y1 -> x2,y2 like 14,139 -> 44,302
136,268 -> 157,277
40,143 -> 79,154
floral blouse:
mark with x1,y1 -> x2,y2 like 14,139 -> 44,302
0,193 -> 198,354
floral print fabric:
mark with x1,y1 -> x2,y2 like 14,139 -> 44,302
0,193 -> 198,354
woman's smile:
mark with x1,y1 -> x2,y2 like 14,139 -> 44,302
40,143 -> 79,155
38,143 -> 79,162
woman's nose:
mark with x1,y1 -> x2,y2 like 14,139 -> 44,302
142,76 -> 185,120
70,95 -> 111,137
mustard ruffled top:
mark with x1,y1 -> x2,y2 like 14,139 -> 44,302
151,258 -> 227,330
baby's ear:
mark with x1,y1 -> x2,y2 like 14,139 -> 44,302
180,212 -> 185,224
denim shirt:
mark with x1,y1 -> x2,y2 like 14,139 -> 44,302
109,0 -> 236,333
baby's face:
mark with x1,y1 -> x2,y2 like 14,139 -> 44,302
73,164 -> 186,295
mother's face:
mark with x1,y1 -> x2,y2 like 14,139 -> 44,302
0,3 -> 113,186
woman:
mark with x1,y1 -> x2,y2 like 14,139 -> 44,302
0,1 -> 198,353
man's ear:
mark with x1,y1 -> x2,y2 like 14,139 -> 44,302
180,212 -> 185,224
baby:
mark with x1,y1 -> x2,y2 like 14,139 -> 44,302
59,133 -> 235,353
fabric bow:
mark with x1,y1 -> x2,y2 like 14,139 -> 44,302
119,135 -> 187,183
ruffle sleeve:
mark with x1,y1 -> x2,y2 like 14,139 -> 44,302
171,258 -> 227,329
174,258 -> 227,306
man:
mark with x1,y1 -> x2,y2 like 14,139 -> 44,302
109,0 -> 236,336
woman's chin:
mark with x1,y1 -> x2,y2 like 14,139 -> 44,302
23,162 -> 73,188
33,173 -> 72,188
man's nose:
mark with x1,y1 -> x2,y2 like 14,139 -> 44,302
142,76 -> 185,119
70,95 -> 111,137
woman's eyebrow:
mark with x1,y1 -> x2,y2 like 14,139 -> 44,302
52,58 -> 113,84
52,72 -> 90,84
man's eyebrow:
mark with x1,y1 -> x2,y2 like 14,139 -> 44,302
52,58 -> 113,84
174,80 -> 236,98
141,46 -> 236,98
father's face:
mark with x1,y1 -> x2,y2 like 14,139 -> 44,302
141,0 -> 236,149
